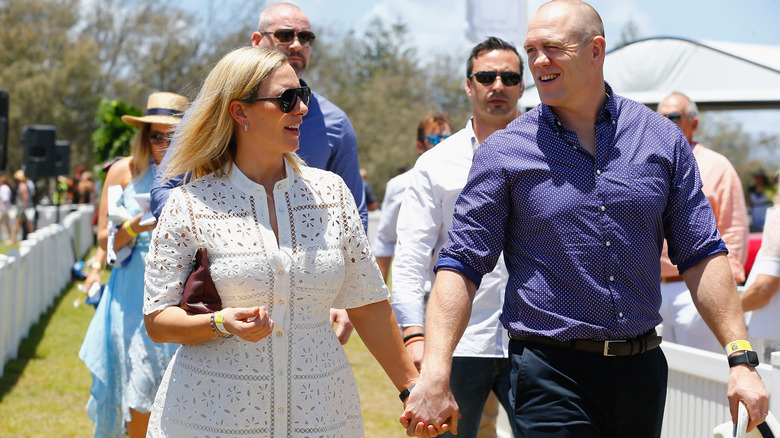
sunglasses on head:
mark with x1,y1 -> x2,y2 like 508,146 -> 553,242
261,29 -> 316,47
468,71 -> 523,87
148,132 -> 170,145
422,134 -> 450,146
242,86 -> 311,113
663,112 -> 682,122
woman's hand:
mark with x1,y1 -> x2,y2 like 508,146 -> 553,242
224,306 -> 274,342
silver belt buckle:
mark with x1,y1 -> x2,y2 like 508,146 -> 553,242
603,339 -> 627,356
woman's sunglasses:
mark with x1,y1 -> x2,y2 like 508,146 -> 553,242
148,132 -> 171,145
242,87 -> 311,113
468,71 -> 523,87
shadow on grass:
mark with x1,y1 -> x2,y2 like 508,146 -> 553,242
0,283 -> 71,402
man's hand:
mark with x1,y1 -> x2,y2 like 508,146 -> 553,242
727,364 -> 769,432
400,376 -> 459,437
330,308 -> 353,344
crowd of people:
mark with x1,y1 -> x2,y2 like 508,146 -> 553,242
8,0 -> 768,437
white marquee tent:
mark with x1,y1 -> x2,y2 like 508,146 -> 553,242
518,37 -> 780,111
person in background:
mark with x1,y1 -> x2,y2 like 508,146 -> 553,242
393,38 -> 521,438
0,174 -> 13,242
79,91 -> 189,438
142,47 -> 417,437
361,168 -> 380,211
742,188 -> 780,362
401,1 -> 768,436
656,91 -> 749,354
73,170 -> 96,205
748,170 -> 775,232
373,111 -> 452,281
9,169 -> 35,244
150,2 -> 361,344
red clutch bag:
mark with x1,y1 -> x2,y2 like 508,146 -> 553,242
179,248 -> 222,314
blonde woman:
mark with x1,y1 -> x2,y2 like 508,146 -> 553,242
143,47 -> 418,437
79,92 -> 189,438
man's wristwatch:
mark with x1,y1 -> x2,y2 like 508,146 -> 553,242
728,350 -> 759,368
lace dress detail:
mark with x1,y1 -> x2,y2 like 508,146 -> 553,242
144,163 -> 388,437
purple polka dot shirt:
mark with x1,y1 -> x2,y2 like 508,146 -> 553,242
435,83 -> 726,341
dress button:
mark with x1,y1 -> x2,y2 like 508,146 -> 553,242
276,183 -> 283,189
282,238 -> 288,244
605,241 -> 611,246
279,269 -> 285,275
278,369 -> 284,375
278,407 -> 284,413
278,206 -> 284,212
276,331 -> 283,337
278,299 -> 285,305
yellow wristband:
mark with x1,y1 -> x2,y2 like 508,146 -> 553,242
215,308 -> 233,336
725,340 -> 753,355
123,221 -> 138,237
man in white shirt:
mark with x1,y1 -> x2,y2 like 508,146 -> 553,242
391,37 -> 523,438
373,112 -> 452,282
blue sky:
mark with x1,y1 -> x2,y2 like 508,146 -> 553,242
190,0 -> 780,138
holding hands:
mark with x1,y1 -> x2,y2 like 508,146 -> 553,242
400,375 -> 460,437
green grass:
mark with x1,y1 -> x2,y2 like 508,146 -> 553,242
0,252 -> 406,437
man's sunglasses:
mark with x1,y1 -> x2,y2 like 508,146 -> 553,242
242,87 -> 311,113
422,134 -> 450,146
663,112 -> 682,122
261,29 -> 316,47
468,71 -> 523,87
148,132 -> 170,145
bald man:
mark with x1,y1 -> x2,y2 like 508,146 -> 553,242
401,1 -> 767,437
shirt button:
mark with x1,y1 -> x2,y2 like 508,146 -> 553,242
596,170 -> 602,175
619,312 -> 624,317
609,276 -> 614,282
600,206 -> 606,211
605,241 -> 611,247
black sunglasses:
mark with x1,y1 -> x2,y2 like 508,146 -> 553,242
663,112 -> 682,122
148,132 -> 170,145
261,29 -> 316,47
242,87 -> 311,113
468,71 -> 523,87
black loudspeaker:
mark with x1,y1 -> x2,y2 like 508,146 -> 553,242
22,125 -> 57,179
54,140 -> 70,176
0,89 -> 8,172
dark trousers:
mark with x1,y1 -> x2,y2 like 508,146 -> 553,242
442,356 -> 513,438
508,339 -> 668,438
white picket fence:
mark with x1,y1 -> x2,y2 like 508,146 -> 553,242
0,205 -> 94,377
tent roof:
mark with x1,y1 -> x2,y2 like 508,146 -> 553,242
518,37 -> 780,111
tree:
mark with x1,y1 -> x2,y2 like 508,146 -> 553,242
91,99 -> 142,164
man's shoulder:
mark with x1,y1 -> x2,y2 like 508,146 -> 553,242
310,91 -> 350,123
385,171 -> 412,193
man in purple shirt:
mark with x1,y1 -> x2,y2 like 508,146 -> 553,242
401,1 -> 768,437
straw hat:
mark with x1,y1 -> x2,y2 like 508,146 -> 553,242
13,169 -> 26,181
122,92 -> 189,127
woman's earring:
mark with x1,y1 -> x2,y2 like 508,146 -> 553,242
244,123 -> 248,132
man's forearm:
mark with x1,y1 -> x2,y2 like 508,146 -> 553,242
684,252 -> 747,346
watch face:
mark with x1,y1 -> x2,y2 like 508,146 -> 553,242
746,350 -> 760,366
728,350 -> 760,368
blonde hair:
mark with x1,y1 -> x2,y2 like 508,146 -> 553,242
129,123 -> 151,178
164,46 -> 304,182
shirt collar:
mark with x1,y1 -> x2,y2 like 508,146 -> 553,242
227,160 -> 293,196
539,81 -> 618,132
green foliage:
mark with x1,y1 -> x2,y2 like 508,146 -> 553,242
307,19 -> 471,200
91,99 -> 141,163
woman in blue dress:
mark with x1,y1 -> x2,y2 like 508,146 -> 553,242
79,92 -> 189,438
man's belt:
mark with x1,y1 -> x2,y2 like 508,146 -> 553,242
511,331 -> 662,357
660,275 -> 685,283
